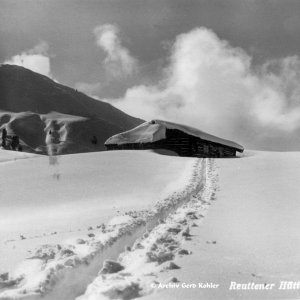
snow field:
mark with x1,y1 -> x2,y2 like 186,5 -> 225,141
76,158 -> 218,300
0,151 -> 206,300
0,150 -> 195,273
143,151 -> 300,300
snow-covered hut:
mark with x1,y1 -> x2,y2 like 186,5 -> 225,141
104,120 -> 244,157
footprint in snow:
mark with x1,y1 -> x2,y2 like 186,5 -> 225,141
146,251 -> 174,264
182,227 -> 191,238
76,238 -> 86,244
167,262 -> 180,270
186,212 -> 198,219
167,227 -> 181,234
251,273 -> 262,279
178,249 -> 191,255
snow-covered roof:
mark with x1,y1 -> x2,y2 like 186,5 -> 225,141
105,120 -> 244,152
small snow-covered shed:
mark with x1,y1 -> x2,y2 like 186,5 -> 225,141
104,120 -> 244,157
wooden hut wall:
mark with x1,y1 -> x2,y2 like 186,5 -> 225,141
106,127 -> 237,157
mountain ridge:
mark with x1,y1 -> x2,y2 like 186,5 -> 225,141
0,64 -> 144,154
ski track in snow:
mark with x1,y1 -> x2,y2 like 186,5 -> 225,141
0,158 -> 218,300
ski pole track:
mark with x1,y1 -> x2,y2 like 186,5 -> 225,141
0,158 -> 218,300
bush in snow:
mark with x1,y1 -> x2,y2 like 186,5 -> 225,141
178,249 -> 190,255
167,262 -> 180,270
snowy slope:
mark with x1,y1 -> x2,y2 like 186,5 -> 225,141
0,110 -> 135,154
141,151 -> 300,300
0,150 -> 40,163
1,150 -> 299,300
0,150 -> 195,272
0,64 -> 143,155
0,149 -> 199,299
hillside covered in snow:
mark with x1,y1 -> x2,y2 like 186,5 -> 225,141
0,65 -> 143,154
0,149 -> 300,300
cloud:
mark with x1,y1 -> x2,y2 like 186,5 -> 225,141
106,27 -> 300,150
4,41 -> 52,77
94,24 -> 137,77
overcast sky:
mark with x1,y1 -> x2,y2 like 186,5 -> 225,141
1,0 -> 300,150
